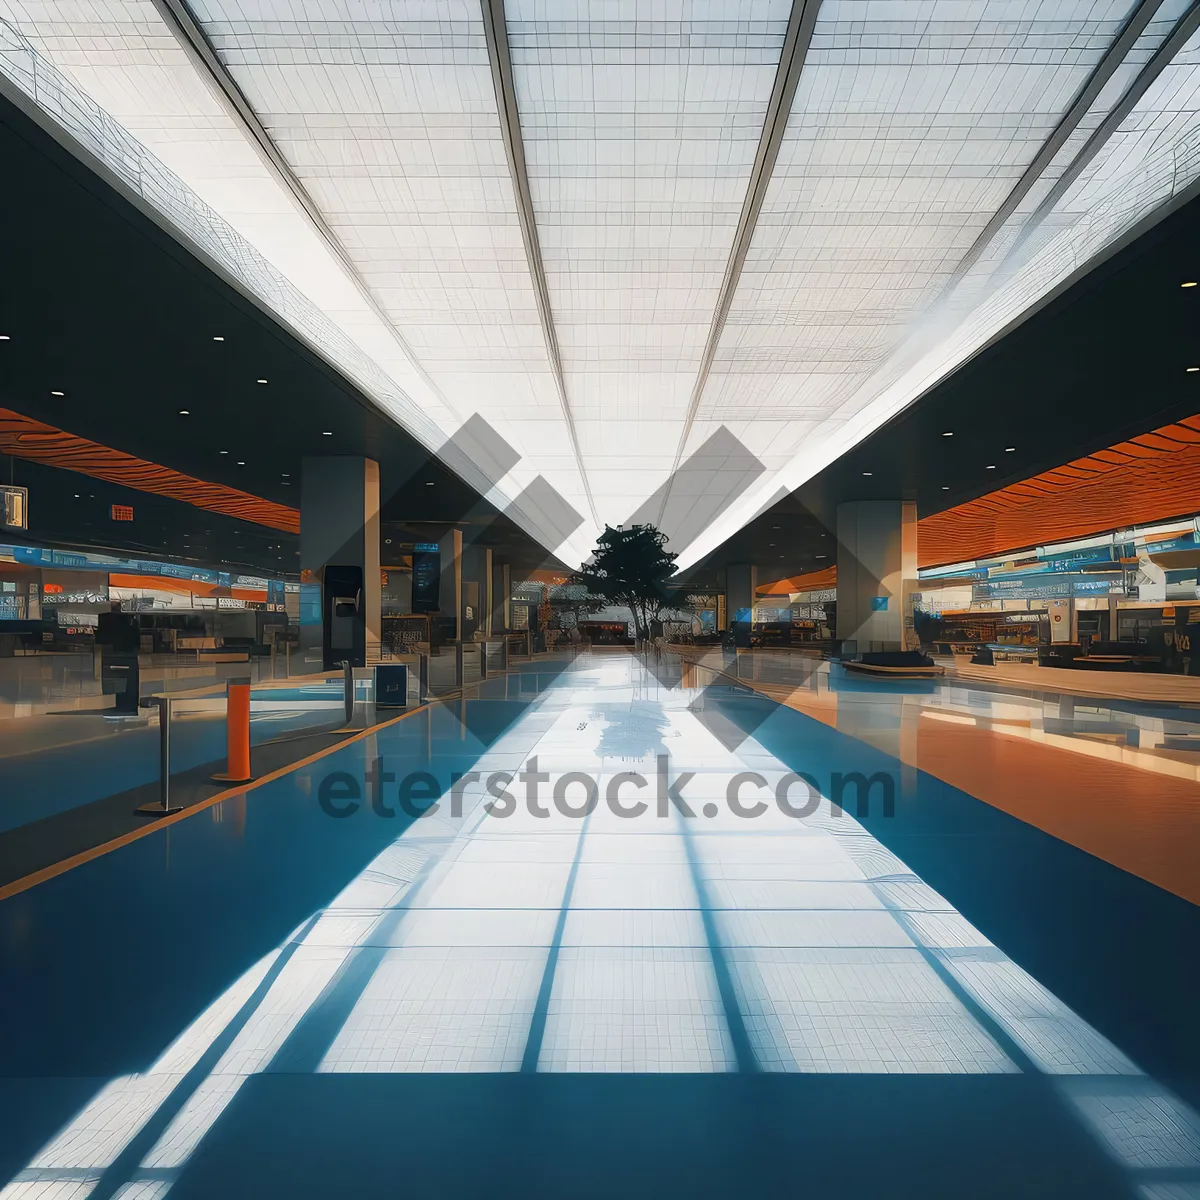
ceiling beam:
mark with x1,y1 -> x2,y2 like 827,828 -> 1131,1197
1004,0 -> 1200,264
941,0 -> 1168,294
479,0 -> 600,531
664,0 -> 822,511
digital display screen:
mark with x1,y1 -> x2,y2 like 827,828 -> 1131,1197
412,550 -> 440,613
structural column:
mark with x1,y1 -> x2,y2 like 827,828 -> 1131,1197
301,457 -> 381,669
727,563 -> 757,648
491,558 -> 510,634
483,547 -> 494,635
460,541 -> 489,641
438,527 -> 463,644
835,500 -> 917,654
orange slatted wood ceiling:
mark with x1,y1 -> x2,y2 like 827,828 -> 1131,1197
0,408 -> 299,534
761,414 -> 1200,593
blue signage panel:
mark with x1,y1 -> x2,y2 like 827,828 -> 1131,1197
1045,546 -> 1116,571
1144,533 -> 1200,555
1071,577 -> 1113,595
973,578 -> 1071,600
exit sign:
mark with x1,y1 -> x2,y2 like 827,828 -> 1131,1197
110,504 -> 134,521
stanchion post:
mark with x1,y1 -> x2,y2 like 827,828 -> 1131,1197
419,651 -> 429,702
213,677 -> 252,783
501,637 -> 509,671
480,641 -> 488,680
343,660 -> 354,726
160,696 -> 171,808
136,694 -> 183,815
455,642 -> 465,688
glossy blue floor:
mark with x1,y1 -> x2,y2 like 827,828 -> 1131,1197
2,653 -> 1199,1198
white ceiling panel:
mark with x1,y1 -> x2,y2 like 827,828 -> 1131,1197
507,0 -> 793,524
5,0 -> 1200,568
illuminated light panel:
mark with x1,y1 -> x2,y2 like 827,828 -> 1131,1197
188,0 -> 597,538
506,1 -> 792,525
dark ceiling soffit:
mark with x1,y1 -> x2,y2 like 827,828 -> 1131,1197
479,0 -> 600,530
0,71 -> 389,443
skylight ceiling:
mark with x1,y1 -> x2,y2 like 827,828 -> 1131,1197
4,0 -> 1200,568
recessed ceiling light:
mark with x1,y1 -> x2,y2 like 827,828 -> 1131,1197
1182,281 -> 1197,288
1188,367 -> 1200,373
220,450 -> 229,455
50,390 -> 64,397
942,431 -> 953,437
256,378 -> 268,385
942,486 -> 950,490
237,461 -> 245,466
986,464 -> 996,470
322,431 -> 332,436
0,335 -> 10,341
179,410 -> 189,416
281,473 -> 289,477
213,335 -> 225,341
816,555 -> 827,559
426,481 -> 435,486
73,494 -> 79,499
862,471 -> 872,477
771,525 -> 780,530
1005,446 -> 1015,452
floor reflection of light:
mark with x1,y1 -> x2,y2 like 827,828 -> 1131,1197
6,654 -> 1200,1196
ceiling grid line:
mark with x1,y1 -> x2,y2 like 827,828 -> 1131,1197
478,0 -> 600,530
939,0 -> 1168,296
661,0 -> 823,523
1005,0 -> 1200,263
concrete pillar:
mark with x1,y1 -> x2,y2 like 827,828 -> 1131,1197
484,547 -> 494,635
460,541 -> 487,641
492,558 -> 510,633
301,457 -> 381,669
727,563 -> 757,648
438,527 -> 463,643
835,500 -> 917,654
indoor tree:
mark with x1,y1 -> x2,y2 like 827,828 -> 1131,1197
574,523 -> 679,641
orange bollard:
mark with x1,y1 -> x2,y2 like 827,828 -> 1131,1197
212,677 -> 252,783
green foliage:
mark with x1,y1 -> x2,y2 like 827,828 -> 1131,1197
574,523 -> 679,639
